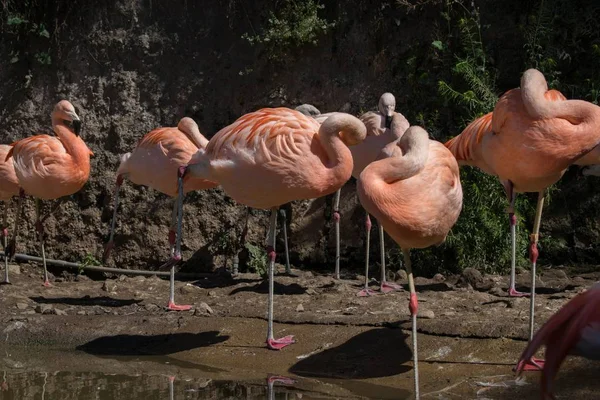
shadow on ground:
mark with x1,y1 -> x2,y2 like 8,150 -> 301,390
229,280 -> 306,295
30,295 -> 142,307
77,331 -> 229,356
289,328 -> 412,379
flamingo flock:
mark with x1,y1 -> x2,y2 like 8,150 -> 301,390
1,68 -> 599,399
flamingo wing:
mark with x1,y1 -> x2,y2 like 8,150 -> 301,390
9,135 -> 70,181
444,112 -> 493,166
517,283 -> 600,397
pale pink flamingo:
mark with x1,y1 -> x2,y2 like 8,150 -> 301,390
358,118 -> 463,399
0,145 -> 20,284
177,107 -> 366,349
445,68 -> 600,371
516,282 -> 600,399
5,100 -> 92,287
103,117 -> 218,311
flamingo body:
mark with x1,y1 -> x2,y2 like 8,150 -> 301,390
118,118 -> 217,197
197,107 -> 365,209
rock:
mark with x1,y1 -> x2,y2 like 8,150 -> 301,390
8,264 -> 20,275
489,287 -> 506,297
144,303 -> 159,312
397,270 -> 408,281
433,273 -> 445,282
118,275 -> 127,281
102,281 -> 117,293
35,304 -> 54,314
572,276 -> 586,285
304,271 -> 314,278
55,308 -> 67,316
473,306 -> 481,312
195,302 -> 213,315
179,284 -> 195,295
442,311 -> 456,317
542,269 -> 568,281
418,310 -> 435,319
306,288 -> 318,295
296,304 -> 304,312
15,303 -> 28,310
208,290 -> 217,297
458,268 -> 483,289
76,310 -> 86,315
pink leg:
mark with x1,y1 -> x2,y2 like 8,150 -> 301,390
266,208 -> 295,350
504,181 -> 529,297
166,192 -> 191,311
378,222 -> 402,293
357,213 -> 378,297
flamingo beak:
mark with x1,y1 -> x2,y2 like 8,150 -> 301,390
385,115 -> 393,129
72,119 -> 82,135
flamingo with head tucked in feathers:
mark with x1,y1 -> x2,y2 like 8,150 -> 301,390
103,117 -> 218,311
5,100 -> 92,287
177,107 -> 366,350
445,68 -> 600,371
358,116 -> 463,399
0,145 -> 20,284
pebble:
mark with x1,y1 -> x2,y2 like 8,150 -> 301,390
76,310 -> 86,315
296,304 -> 304,312
179,285 -> 195,295
55,308 -> 67,316
35,304 -> 54,314
433,273 -> 445,282
8,265 -> 20,275
208,291 -> 217,297
16,303 -> 28,310
397,270 -> 408,280
145,303 -> 160,312
418,310 -> 435,319
195,302 -> 213,315
118,275 -> 127,282
102,281 -> 117,293
306,288 -> 318,295
488,287 -> 505,297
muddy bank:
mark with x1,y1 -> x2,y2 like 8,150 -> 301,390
1,262 -> 600,398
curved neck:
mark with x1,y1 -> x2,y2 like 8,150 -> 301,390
178,119 -> 209,149
52,120 -> 90,166
318,113 -> 364,178
363,126 -> 429,184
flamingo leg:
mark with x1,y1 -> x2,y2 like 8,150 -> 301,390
357,212 -> 378,297
168,198 -> 178,256
266,374 -> 296,400
333,189 -> 341,279
103,174 -> 124,263
166,182 -> 191,312
404,248 -> 420,399
168,376 -> 174,400
1,202 -> 10,284
517,190 -> 546,372
504,180 -> 528,297
6,189 -> 25,261
379,222 -> 402,293
35,199 -> 51,287
266,207 -> 295,350
279,209 -> 292,275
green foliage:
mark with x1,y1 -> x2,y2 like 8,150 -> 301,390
4,10 -> 53,65
79,253 -> 100,275
242,0 -> 335,60
244,243 -> 268,277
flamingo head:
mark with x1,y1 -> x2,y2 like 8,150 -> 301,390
53,100 -> 82,135
294,104 -> 321,117
378,92 -> 396,129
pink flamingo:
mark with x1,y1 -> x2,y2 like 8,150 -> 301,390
516,283 -> 600,399
177,107 -> 366,349
0,145 -> 20,284
5,100 -> 92,286
103,117 -> 218,311
445,68 -> 600,371
358,118 -> 463,398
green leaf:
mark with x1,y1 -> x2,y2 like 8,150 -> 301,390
431,40 -> 444,50
7,16 -> 26,26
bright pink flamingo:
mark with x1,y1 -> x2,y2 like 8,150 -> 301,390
358,118 -> 463,398
177,107 -> 366,349
445,68 -> 600,371
5,100 -> 92,286
516,283 -> 600,399
0,145 -> 20,284
103,117 -> 218,311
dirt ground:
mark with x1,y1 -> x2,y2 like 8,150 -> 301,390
1,261 -> 600,399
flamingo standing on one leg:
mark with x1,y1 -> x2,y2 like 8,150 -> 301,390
178,107 -> 366,349
445,68 -> 600,371
103,117 -> 218,311
358,119 -> 463,399
0,145 -> 20,284
5,100 -> 93,286
516,283 -> 600,399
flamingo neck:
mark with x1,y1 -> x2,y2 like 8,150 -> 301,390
318,114 -> 360,182
52,121 -> 91,171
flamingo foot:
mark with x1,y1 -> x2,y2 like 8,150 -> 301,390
0,280 -> 10,285
267,375 -> 296,385
357,288 -> 380,297
166,301 -> 192,311
515,357 -> 544,372
42,280 -> 51,287
508,287 -> 530,297
267,335 -> 295,350
381,281 -> 403,293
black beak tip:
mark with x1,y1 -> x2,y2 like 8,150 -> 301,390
73,120 -> 82,135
